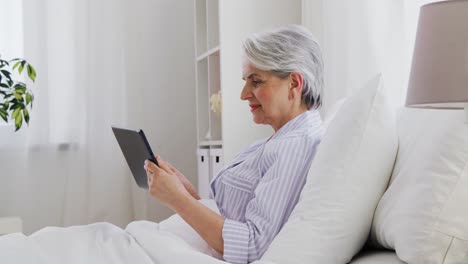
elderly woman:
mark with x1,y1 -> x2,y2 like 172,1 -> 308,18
144,24 -> 324,264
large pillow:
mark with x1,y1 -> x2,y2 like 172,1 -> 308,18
260,74 -> 398,264
371,108 -> 468,264
321,98 -> 346,132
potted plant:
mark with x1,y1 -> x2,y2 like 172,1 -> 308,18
0,54 -> 36,131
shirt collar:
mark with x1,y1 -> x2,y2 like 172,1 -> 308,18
268,110 -> 322,141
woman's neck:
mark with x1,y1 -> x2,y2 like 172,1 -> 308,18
271,106 -> 308,133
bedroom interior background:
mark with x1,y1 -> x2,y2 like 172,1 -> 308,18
0,0 -> 437,235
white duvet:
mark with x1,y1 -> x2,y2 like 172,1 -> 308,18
0,200 -> 248,264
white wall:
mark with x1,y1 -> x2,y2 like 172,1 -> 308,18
219,0 -> 303,163
302,0 -> 324,45
123,0 -> 197,222
302,0 -> 417,115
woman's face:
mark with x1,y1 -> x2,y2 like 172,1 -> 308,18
241,63 -> 304,131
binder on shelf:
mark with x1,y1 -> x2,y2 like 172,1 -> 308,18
209,147 -> 224,181
196,148 -> 210,199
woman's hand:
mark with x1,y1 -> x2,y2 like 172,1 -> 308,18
159,158 -> 201,200
144,156 -> 191,210
150,157 -> 201,200
160,159 -> 187,183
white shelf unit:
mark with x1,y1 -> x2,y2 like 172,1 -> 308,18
195,47 -> 222,143
194,0 -> 224,198
195,0 -> 222,145
195,0 -> 219,57
194,0 -> 303,198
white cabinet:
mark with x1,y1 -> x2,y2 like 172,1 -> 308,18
193,0 -> 303,195
196,147 -> 224,199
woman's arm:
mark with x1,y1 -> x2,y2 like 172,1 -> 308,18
172,194 -> 225,254
144,156 -> 224,254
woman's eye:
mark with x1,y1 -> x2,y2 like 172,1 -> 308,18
252,80 -> 262,87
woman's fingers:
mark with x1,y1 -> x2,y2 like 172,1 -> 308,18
145,159 -> 159,172
163,160 -> 183,177
144,164 -> 151,174
156,156 -> 172,174
147,173 -> 153,185
153,156 -> 180,176
165,161 -> 176,171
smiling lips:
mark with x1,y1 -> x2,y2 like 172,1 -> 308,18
250,104 -> 261,112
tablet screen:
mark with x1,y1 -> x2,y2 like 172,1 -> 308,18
112,127 -> 158,189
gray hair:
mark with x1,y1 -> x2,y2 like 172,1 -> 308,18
242,25 -> 324,110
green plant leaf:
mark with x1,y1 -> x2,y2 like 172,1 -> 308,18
12,61 -> 21,70
23,108 -> 29,124
3,101 -> 9,110
26,93 -> 33,106
14,92 -> 22,100
0,108 -> 8,122
14,83 -> 26,94
11,101 -> 25,110
15,111 -> 23,131
11,96 -> 24,106
27,64 -> 36,82
12,107 -> 20,119
0,83 -> 8,88
1,69 -> 11,79
18,61 -> 25,75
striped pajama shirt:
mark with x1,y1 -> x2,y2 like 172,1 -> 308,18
210,110 -> 323,264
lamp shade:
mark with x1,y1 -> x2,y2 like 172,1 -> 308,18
406,0 -> 468,109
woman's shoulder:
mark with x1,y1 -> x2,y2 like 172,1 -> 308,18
266,131 -> 321,154
270,122 -> 323,147
230,138 -> 268,162
259,130 -> 322,174
271,110 -> 323,142
261,134 -> 321,169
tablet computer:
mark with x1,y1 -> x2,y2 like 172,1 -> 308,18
112,127 -> 158,189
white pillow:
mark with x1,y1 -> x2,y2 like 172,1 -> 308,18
321,98 -> 346,131
260,74 -> 398,264
371,108 -> 468,264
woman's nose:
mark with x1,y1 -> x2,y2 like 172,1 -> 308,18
240,84 -> 252,101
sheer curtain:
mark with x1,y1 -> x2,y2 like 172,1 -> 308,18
302,0 -> 438,116
0,0 -> 144,234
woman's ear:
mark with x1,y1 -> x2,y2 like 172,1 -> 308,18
289,72 -> 304,100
